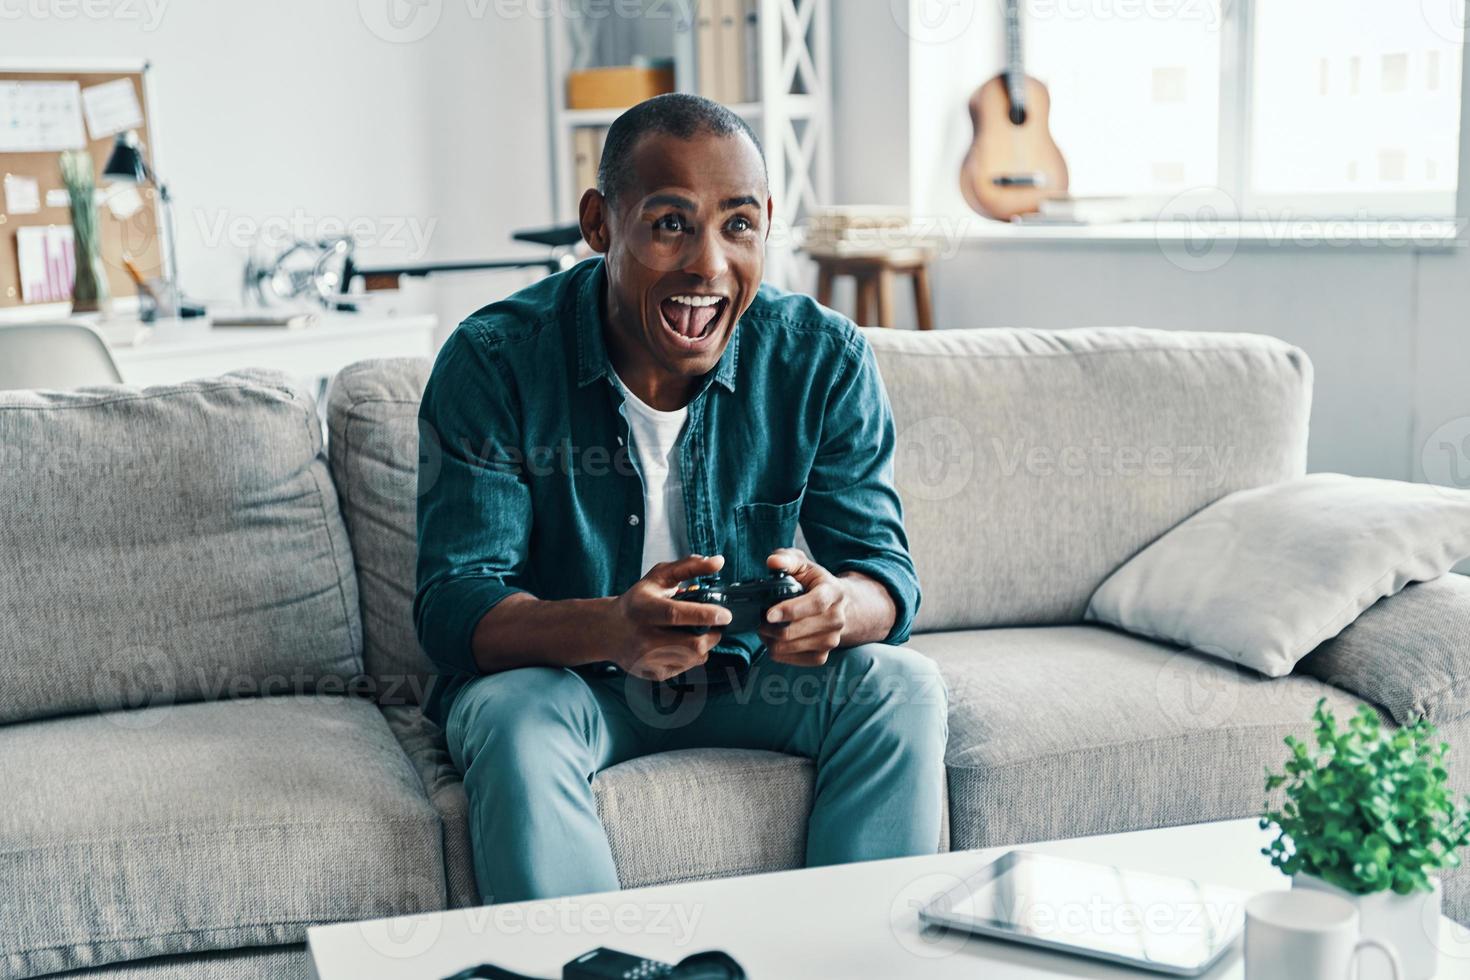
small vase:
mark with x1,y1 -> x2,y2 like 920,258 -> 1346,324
70,250 -> 110,316
59,149 -> 111,316
1294,873 -> 1441,980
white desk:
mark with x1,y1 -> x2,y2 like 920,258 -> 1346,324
99,312 -> 438,387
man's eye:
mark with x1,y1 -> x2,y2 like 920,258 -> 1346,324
653,214 -> 688,233
727,216 -> 753,234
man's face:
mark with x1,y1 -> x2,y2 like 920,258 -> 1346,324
582,129 -> 770,388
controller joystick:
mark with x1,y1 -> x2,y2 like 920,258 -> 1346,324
672,572 -> 803,635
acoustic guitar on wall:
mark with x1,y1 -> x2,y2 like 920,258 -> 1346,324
960,0 -> 1068,220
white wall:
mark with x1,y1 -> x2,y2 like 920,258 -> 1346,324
831,4 -> 910,205
5,0 -> 555,332
415,0 -> 561,333
831,3 -> 1470,482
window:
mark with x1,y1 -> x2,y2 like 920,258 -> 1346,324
1249,0 -> 1461,214
1027,1 -> 1224,197
1025,0 -> 1463,217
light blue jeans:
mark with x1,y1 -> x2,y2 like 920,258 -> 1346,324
444,643 -> 949,903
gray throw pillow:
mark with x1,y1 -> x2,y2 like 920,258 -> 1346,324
1085,473 -> 1470,677
1297,574 -> 1470,725
0,371 -> 363,725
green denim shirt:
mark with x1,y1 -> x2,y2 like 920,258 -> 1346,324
413,257 -> 920,726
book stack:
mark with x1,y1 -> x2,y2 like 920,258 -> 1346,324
572,126 -> 608,201
803,206 -> 929,258
686,0 -> 760,104
1017,196 -> 1163,225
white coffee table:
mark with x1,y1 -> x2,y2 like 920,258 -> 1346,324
307,819 -> 1470,979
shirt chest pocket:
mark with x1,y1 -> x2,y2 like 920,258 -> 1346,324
732,490 -> 804,581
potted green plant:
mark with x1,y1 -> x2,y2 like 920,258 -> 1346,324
1262,698 -> 1470,980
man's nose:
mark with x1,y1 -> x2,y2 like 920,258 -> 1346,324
684,227 -> 730,282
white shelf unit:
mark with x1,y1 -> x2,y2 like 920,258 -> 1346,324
544,0 -> 832,288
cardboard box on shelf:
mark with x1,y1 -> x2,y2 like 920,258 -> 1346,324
566,66 -> 675,110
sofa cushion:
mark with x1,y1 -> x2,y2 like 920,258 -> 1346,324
593,748 -> 814,889
1086,474 -> 1470,677
328,359 -> 435,704
381,699 -> 816,897
914,624 -> 1365,849
47,946 -> 305,979
382,704 -> 480,909
0,372 -> 362,726
1297,574 -> 1470,726
1417,713 -> 1470,925
864,327 -> 1312,632
1,697 -> 443,979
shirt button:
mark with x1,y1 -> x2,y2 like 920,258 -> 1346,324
627,514 -> 640,526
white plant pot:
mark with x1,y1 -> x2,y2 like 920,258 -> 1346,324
1293,873 -> 1441,980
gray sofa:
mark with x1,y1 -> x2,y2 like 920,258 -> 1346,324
3,326 -> 1467,979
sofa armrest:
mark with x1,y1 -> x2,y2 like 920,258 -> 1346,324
1297,573 -> 1470,726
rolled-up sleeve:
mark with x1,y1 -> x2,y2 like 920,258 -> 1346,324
413,324 -> 531,677
800,335 -> 921,644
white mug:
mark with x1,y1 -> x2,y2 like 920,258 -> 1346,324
1245,890 -> 1403,980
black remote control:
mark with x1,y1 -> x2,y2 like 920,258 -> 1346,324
672,572 -> 804,634
566,948 -> 745,980
564,947 -> 672,979
442,947 -> 744,980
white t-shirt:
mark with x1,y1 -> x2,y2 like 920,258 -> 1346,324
614,374 -> 691,575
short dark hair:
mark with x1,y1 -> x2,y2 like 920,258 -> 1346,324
597,93 -> 767,204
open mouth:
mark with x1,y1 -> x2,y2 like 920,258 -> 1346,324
658,294 -> 729,352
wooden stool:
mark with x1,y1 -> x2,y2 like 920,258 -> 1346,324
808,246 -> 935,330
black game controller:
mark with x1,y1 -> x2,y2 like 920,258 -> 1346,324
672,572 -> 804,634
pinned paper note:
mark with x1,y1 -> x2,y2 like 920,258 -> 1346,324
45,188 -> 70,208
4,173 -> 40,214
16,225 -> 76,304
0,81 -> 86,152
105,184 -> 144,220
81,79 -> 144,140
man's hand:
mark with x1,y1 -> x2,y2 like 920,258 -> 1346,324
758,548 -> 850,667
609,554 -> 733,681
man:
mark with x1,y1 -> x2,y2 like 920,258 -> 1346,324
415,93 -> 947,904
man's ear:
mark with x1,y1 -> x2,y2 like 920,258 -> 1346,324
763,193 -> 774,240
579,188 -> 611,254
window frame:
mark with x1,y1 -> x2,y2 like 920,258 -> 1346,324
1215,0 -> 1462,220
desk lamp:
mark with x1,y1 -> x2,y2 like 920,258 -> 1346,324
103,129 -> 183,319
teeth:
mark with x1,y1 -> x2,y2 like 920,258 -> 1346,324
669,295 -> 723,308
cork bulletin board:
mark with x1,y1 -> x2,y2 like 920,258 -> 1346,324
0,65 -> 163,309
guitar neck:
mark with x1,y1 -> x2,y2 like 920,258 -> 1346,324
1004,0 -> 1027,109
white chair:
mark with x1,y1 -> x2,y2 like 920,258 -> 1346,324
0,322 -> 122,390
